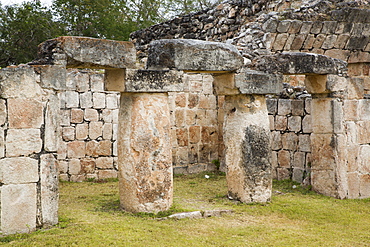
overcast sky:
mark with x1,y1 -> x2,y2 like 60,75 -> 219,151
1,0 -> 52,6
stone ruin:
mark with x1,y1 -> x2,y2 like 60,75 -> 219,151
0,0 -> 369,236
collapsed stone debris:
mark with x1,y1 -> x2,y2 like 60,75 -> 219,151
0,0 -> 368,236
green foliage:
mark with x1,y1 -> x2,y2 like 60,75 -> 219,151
0,0 -> 64,67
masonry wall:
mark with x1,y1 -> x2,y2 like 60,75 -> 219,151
0,65 -> 59,235
57,69 -> 120,182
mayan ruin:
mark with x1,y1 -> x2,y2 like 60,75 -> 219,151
0,0 -> 369,237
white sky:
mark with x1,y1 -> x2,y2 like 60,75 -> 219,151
1,0 -> 52,6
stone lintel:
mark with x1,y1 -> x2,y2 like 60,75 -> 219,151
105,69 -> 186,93
235,70 -> 283,95
146,39 -> 243,72
252,52 -> 347,75
31,36 -> 136,69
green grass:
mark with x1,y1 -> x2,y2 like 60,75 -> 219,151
1,173 -> 370,246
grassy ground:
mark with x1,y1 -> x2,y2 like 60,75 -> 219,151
1,172 -> 370,246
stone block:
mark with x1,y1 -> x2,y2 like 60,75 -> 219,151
80,92 -> 93,108
292,168 -> 304,183
68,159 -> 81,175
176,128 -> 188,146
70,175 -> 85,182
213,73 -> 239,95
300,21 -> 313,34
311,169 -> 337,197
277,168 -> 290,180
175,93 -> 186,107
103,123 -> 113,140
322,35 -> 337,49
93,92 -> 106,109
124,69 -> 186,92
58,160 -> 68,174
188,144 -> 198,164
40,154 -> 59,226
186,109 -> 197,125
357,121 -> 370,144
359,174 -> 370,198
302,34 -> 315,50
288,20 -> 302,34
311,134 -> 335,170
104,69 -> 125,92
253,53 -> 347,75
345,122 -> 357,145
333,34 -> 350,49
0,128 -> 4,158
147,39 -> 243,72
299,134 -> 311,152
291,100 -> 304,116
101,109 -> 113,123
282,132 -> 299,151
291,34 -> 306,50
313,34 -> 326,48
8,98 -> 43,129
277,20 -> 291,33
275,115 -> 287,130
6,129 -> 42,157
89,121 -> 103,139
44,94 -> 59,152
62,127 -> 75,141
175,109 -> 185,127
202,75 -> 213,94
189,126 -> 201,144
75,123 -> 88,140
188,93 -> 199,108
34,65 -> 66,90
57,140 -> 67,160
305,98 -> 311,114
0,157 -> 39,184
302,115 -> 312,133
326,74 -> 347,92
0,66 -> 43,99
293,152 -> 305,169
96,157 -> 114,169
234,70 -> 283,94
84,108 -> 99,122
347,78 -> 364,99
86,140 -> 111,157
269,115 -> 274,131
278,150 -> 290,168
198,95 -> 217,109
324,49 -> 350,61
67,141 -> 86,158
270,131 -> 282,151
0,99 -> 6,126
113,124 -> 118,141
359,99 -> 370,121
278,99 -> 291,115
60,110 -> 70,126
1,184 -> 37,235
71,108 -> 84,123
322,21 -> 337,34
91,73 -> 105,92
359,145 -> 370,174
65,91 -> 79,108
267,98 -> 277,115
311,98 -> 333,133
347,172 -> 360,199
201,126 -> 218,144
80,158 -> 96,174
288,116 -> 301,132
36,36 -> 136,69
283,34 -> 296,51
98,170 -> 118,179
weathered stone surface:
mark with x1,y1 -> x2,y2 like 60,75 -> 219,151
33,36 -> 136,69
1,184 -> 37,235
6,129 -> 42,157
124,69 -> 186,92
44,94 -> 60,152
8,98 -> 44,129
0,66 -> 43,99
252,52 -> 347,75
0,157 -> 39,184
40,154 -> 59,226
234,69 -> 283,94
34,65 -> 67,90
223,94 -> 271,203
118,93 -> 173,213
147,39 -> 243,72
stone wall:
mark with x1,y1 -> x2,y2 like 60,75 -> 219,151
57,69 -> 120,182
0,65 -> 59,235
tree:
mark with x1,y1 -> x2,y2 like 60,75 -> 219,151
0,1 -> 64,67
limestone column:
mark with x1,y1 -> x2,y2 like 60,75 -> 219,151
117,93 -> 173,213
223,94 -> 272,203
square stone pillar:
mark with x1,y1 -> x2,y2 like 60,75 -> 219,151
117,93 -> 173,213
223,94 -> 272,203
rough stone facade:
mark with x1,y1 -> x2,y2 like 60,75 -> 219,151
57,69 -> 120,182
0,65 -> 59,235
